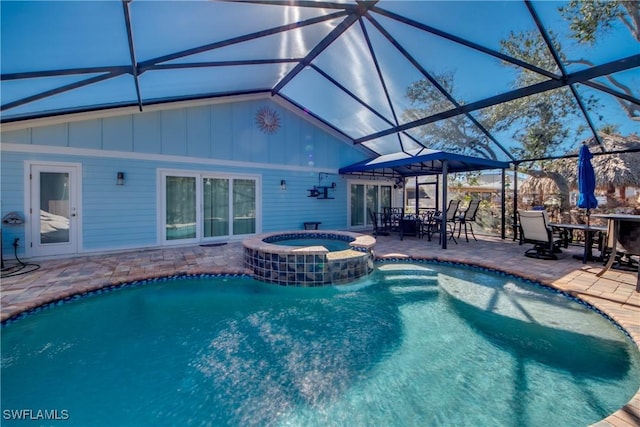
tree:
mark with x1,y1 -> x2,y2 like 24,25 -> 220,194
559,0 -> 639,44
559,1 -> 640,122
491,29 -> 598,160
403,2 -> 637,162
404,72 -> 500,160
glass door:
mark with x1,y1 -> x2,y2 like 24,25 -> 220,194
350,184 -> 365,227
232,179 -> 256,235
381,185 -> 392,211
366,185 -> 379,226
30,163 -> 80,257
349,182 -> 392,228
203,178 -> 229,238
165,176 -> 197,241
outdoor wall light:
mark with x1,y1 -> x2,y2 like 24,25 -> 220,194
280,179 -> 286,190
117,172 -> 125,186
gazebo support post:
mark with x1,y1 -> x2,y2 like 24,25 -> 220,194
501,168 -> 506,239
435,175 -> 440,213
441,160 -> 448,249
513,164 -> 519,241
415,176 -> 419,214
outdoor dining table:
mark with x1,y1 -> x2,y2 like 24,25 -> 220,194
592,214 -> 640,291
548,222 -> 607,264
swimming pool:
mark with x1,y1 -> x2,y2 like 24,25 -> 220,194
2,261 -> 639,426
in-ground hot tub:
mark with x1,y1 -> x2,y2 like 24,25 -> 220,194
243,230 -> 375,286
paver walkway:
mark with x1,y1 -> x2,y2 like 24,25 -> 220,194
1,233 -> 639,426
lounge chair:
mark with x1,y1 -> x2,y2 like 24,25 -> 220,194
517,210 -> 564,260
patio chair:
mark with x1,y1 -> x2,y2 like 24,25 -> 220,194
419,209 -> 436,241
455,200 -> 480,242
517,210 -> 564,260
387,207 -> 403,231
434,199 -> 461,244
368,208 -> 389,236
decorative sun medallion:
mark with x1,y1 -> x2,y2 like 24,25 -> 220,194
255,106 -> 281,134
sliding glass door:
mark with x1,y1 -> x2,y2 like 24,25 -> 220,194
166,176 -> 197,241
233,179 -> 256,235
349,182 -> 393,228
351,184 -> 365,227
203,178 -> 229,238
366,184 -> 379,224
162,171 -> 258,243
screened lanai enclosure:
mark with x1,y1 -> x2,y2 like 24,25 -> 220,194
1,1 -> 639,244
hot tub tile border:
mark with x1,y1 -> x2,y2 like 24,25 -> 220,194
244,231 -> 375,286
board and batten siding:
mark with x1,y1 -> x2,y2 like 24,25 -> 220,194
0,97 -> 370,258
0,153 -> 25,254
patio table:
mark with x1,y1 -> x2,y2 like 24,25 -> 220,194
592,214 -> 640,291
548,222 -> 607,264
399,215 -> 421,240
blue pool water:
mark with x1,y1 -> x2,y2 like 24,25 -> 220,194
275,237 -> 351,251
2,262 -> 639,427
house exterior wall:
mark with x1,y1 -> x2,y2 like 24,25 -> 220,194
0,97 -> 370,258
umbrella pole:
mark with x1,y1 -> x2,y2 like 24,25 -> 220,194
584,208 -> 591,264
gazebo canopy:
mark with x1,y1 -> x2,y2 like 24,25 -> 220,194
339,148 -> 510,177
2,1 -> 638,165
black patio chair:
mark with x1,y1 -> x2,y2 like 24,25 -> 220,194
455,200 -> 480,242
368,208 -> 389,236
433,199 -> 461,244
419,209 -> 436,241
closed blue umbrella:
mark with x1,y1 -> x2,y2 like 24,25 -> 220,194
577,144 -> 598,263
577,144 -> 598,215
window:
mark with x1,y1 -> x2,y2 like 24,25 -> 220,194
162,171 -> 259,243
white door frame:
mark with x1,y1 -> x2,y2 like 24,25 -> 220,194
157,168 -> 262,245
25,161 -> 82,257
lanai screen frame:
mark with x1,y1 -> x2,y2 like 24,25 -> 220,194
2,1 -> 638,163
